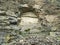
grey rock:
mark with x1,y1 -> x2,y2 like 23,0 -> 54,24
8,17 -> 18,25
10,25 -> 21,30
6,10 -> 18,17
0,11 -> 6,15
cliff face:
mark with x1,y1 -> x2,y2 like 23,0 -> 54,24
0,0 -> 60,45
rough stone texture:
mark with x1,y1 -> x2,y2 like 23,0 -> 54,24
0,0 -> 60,45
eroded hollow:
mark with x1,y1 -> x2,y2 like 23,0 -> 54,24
20,12 -> 39,25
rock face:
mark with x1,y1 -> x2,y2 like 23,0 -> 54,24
0,10 -> 21,45
0,0 -> 60,45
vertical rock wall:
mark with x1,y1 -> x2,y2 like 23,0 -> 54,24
0,0 -> 60,45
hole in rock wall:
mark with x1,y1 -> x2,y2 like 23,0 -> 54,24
20,12 -> 39,25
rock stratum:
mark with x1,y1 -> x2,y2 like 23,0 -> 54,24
0,0 -> 60,45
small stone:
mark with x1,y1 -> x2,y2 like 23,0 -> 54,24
0,11 -> 6,15
10,25 -> 21,30
6,10 -> 17,17
20,4 -> 29,7
9,17 -> 18,25
33,5 -> 40,9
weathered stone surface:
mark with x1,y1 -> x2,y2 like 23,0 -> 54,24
0,0 -> 60,45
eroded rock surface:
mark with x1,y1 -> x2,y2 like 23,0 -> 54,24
0,0 -> 60,45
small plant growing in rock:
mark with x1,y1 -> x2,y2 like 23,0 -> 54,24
25,28 -> 30,32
